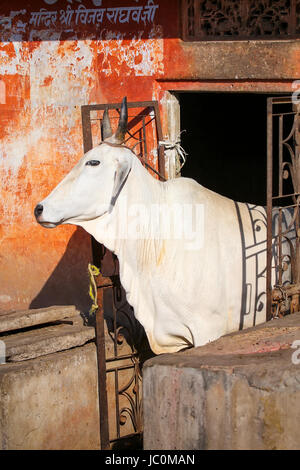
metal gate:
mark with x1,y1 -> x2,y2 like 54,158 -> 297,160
79,95 -> 300,447
267,96 -> 300,320
81,101 -> 166,449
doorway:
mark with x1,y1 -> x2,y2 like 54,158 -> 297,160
178,91 -> 298,321
179,92 -> 269,206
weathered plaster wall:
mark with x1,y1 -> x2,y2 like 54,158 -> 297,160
0,0 -> 172,314
0,0 -> 299,313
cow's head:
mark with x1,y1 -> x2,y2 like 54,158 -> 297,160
34,97 -> 132,228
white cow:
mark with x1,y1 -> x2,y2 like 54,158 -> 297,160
34,98 -> 292,354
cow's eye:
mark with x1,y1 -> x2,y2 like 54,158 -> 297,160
86,160 -> 100,166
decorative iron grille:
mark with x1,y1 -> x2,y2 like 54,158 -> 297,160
182,0 -> 300,40
81,101 -> 165,449
267,96 -> 300,320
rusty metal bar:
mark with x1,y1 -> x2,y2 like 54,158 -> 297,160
113,290 -> 118,358
142,116 -> 148,163
278,117 -> 283,285
115,368 -> 121,439
127,106 -> 152,133
140,159 -> 166,181
273,192 -> 300,200
134,360 -> 142,433
95,286 -> 110,450
106,352 -> 139,363
279,115 -> 283,197
124,116 -> 156,145
266,97 -> 273,321
106,363 -> 141,373
82,101 -> 158,112
81,106 -> 94,153
278,208 -> 283,286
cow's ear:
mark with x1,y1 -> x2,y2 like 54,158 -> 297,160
110,156 -> 131,208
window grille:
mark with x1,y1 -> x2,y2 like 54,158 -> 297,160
182,0 -> 300,41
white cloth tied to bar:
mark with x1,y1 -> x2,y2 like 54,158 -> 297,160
159,132 -> 188,173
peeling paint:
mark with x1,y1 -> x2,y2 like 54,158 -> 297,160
0,127 -> 43,176
94,34 -> 164,77
29,41 -> 94,107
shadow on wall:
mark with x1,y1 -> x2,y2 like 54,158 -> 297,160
30,227 -> 92,313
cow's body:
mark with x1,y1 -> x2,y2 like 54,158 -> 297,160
35,98 -> 293,354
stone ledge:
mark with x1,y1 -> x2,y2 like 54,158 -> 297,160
0,305 -> 138,362
143,313 -> 300,450
0,305 -> 81,333
2,317 -> 95,362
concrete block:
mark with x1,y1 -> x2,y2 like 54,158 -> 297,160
0,306 -> 142,449
143,313 -> 300,450
0,343 -> 100,450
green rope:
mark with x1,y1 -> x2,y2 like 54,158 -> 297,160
88,263 -> 101,316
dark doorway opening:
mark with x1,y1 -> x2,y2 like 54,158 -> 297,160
179,92 -> 270,206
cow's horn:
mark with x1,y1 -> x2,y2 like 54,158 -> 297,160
114,97 -> 128,143
101,107 -> 113,140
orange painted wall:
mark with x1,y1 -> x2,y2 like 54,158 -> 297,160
0,0 -> 299,314
0,0 -> 179,314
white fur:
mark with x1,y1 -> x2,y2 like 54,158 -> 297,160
37,143 -> 292,354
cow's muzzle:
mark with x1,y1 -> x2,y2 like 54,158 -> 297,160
34,203 -> 60,228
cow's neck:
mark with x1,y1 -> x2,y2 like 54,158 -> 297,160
80,157 -> 165,270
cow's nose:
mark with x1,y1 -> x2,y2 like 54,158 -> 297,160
34,204 -> 43,218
